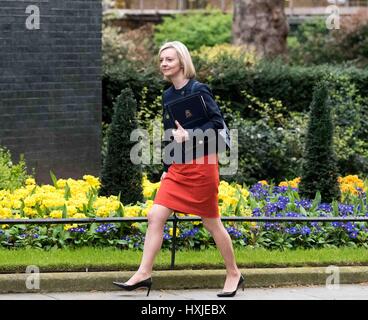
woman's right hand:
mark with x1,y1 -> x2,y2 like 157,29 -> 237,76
160,172 -> 167,181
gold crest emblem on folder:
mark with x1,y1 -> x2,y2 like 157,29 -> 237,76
185,109 -> 192,119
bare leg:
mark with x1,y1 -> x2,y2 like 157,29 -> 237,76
202,217 -> 241,292
124,204 -> 173,285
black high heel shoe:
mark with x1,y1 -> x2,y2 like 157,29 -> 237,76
217,274 -> 245,298
113,277 -> 152,296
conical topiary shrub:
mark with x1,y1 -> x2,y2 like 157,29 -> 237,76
299,81 -> 340,203
99,88 -> 143,205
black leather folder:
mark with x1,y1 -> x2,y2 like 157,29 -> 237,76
165,92 -> 209,130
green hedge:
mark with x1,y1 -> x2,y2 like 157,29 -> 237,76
103,59 -> 368,123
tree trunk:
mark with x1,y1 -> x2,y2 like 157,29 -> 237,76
232,0 -> 289,58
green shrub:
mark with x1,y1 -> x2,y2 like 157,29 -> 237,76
0,146 -> 31,191
153,10 -> 232,51
299,81 -> 340,203
103,57 -> 368,123
329,75 -> 368,176
224,98 -> 308,185
288,16 -> 368,68
100,88 -> 143,205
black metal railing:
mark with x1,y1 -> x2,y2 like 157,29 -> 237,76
1,215 -> 368,269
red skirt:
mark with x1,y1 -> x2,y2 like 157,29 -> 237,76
154,153 -> 220,218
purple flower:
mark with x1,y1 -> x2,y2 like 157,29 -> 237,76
250,183 -> 269,199
276,196 -> 290,210
286,227 -> 298,235
331,222 -> 341,228
69,227 -> 86,233
300,226 -> 311,236
318,203 -> 332,212
285,211 -> 299,217
295,199 -> 312,210
273,186 -> 289,194
226,227 -> 243,238
96,223 -> 117,234
264,203 -> 279,216
349,231 -> 358,239
252,208 -> 262,217
338,204 -> 354,216
180,228 -> 199,239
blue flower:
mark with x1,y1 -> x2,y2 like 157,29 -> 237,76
311,222 -> 319,228
273,186 -> 289,194
250,183 -> 269,199
252,208 -> 262,217
349,231 -> 358,239
96,223 -> 117,234
69,227 -> 86,233
295,199 -> 312,210
276,196 -> 290,210
300,226 -> 311,236
338,204 -> 354,216
163,233 -> 171,240
331,222 -> 341,228
180,228 -> 199,239
226,227 -> 243,238
285,211 -> 299,217
286,227 -> 298,235
318,203 -> 332,212
264,203 -> 279,216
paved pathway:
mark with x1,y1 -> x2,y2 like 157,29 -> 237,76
1,284 -> 368,300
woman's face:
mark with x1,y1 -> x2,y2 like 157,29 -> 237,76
159,48 -> 182,79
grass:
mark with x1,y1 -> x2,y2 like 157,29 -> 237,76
0,247 -> 368,273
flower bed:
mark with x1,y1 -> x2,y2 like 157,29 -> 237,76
0,174 -> 367,250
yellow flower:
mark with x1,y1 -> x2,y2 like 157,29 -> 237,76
25,178 -> 36,185
24,196 -> 37,207
73,213 -> 87,219
49,210 -> 63,219
64,224 -> 78,231
83,175 -> 101,188
96,206 -> 110,217
169,227 -> 180,237
66,206 -> 78,217
132,222 -> 139,228
124,206 -> 141,217
0,207 -> 12,219
258,180 -> 268,186
56,179 -> 67,189
23,207 -> 37,217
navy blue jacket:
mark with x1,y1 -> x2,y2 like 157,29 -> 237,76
162,79 -> 224,172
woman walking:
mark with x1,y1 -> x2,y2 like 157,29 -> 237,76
113,41 -> 244,297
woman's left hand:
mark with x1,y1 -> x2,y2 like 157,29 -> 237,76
172,120 -> 189,143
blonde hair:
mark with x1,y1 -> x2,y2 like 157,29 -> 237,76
158,41 -> 196,81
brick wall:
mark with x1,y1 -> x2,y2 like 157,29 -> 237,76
0,0 -> 102,183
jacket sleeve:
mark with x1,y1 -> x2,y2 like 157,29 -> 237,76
192,83 -> 224,132
161,93 -> 172,173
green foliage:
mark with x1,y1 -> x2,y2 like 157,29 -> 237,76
102,51 -> 368,185
288,18 -> 335,66
0,146 -> 31,191
299,81 -> 340,203
288,17 -> 368,68
100,88 -> 143,205
227,108 -> 307,186
328,75 -> 368,176
153,10 -> 232,51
